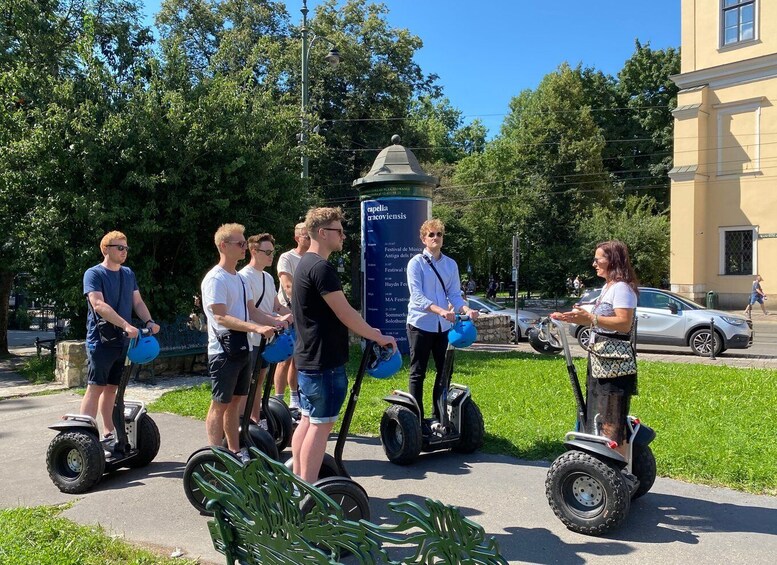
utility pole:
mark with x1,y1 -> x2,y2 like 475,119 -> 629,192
512,232 -> 520,313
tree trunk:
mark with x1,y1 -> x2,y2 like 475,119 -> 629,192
0,270 -> 14,357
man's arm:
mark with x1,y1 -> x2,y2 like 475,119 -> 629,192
447,263 -> 478,319
272,295 -> 292,316
323,291 -> 396,349
132,290 -> 160,334
210,303 -> 276,339
88,291 -> 139,337
247,301 -> 291,327
278,272 -> 293,302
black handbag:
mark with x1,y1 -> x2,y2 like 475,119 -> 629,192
213,279 -> 250,360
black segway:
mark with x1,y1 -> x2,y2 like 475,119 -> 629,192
294,341 -> 400,522
46,329 -> 161,494
183,334 -> 280,515
380,315 -> 484,465
536,317 -> 657,536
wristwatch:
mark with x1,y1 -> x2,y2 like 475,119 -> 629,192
144,319 -> 156,327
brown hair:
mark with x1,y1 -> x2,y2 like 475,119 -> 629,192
596,240 -> 639,295
305,207 -> 344,240
100,231 -> 127,253
248,233 -> 275,251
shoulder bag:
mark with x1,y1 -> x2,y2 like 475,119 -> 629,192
585,289 -> 637,379
213,279 -> 249,359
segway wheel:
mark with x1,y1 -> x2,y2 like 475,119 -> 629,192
46,431 -> 105,494
183,447 -> 234,515
545,450 -> 631,536
126,414 -> 160,468
631,444 -> 657,499
380,405 -> 422,465
301,477 -> 371,522
246,424 -> 280,461
267,397 -> 293,453
283,452 -> 341,479
453,399 -> 484,454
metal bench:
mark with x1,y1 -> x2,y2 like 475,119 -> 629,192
35,337 -> 56,358
195,448 -> 507,565
142,317 -> 207,381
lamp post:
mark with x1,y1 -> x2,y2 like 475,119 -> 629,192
300,0 -> 340,179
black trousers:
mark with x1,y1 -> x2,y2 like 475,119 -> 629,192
407,324 -> 449,420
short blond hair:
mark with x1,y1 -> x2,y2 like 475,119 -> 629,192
305,207 -> 344,240
100,231 -> 127,253
214,223 -> 245,247
419,218 -> 444,240
294,222 -> 308,237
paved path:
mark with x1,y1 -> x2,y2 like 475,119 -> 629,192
1,393 -> 776,564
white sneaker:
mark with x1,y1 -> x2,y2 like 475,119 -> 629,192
237,448 -> 251,465
258,419 -> 268,431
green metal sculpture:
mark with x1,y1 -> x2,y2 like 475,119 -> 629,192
194,447 -> 507,564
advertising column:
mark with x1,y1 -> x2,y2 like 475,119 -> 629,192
362,198 -> 431,354
354,137 -> 438,355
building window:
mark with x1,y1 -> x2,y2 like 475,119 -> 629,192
722,0 -> 755,46
720,227 -> 755,275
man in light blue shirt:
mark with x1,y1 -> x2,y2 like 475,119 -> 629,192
406,218 -> 478,424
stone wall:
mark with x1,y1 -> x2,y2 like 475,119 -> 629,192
55,340 -> 208,388
472,313 -> 511,344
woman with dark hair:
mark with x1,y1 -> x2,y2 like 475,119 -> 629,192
551,240 -> 639,458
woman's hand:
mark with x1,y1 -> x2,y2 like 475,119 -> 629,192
550,308 -> 593,326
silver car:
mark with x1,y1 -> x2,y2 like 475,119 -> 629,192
467,296 -> 540,343
570,287 -> 753,356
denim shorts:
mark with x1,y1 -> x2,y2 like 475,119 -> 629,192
297,365 -> 348,424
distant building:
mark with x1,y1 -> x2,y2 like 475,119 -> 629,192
670,0 -> 775,307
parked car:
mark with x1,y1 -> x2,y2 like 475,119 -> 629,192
467,296 -> 540,343
569,287 -> 753,356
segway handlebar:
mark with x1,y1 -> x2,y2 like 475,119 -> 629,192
539,317 -> 575,366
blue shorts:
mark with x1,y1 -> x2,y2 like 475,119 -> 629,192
86,343 -> 128,386
297,365 -> 348,424
751,293 -> 764,305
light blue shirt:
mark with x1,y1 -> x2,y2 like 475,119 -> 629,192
406,250 -> 467,333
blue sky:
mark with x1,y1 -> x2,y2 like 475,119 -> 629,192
140,0 -> 680,136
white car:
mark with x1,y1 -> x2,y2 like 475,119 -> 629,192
467,296 -> 540,343
570,287 -> 753,356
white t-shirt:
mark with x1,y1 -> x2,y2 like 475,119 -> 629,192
239,265 -> 278,346
276,249 -> 303,307
592,281 -> 637,338
201,265 -> 254,355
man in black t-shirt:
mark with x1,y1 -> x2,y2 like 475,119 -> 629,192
291,207 -> 396,483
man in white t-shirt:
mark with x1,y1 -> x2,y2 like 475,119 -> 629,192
239,233 -> 293,422
274,222 -> 310,411
201,223 -> 282,461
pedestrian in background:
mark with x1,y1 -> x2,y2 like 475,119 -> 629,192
744,275 -> 768,317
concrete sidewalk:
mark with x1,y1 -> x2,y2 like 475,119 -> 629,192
2,393 -> 776,564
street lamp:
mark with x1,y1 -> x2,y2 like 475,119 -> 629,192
300,0 -> 340,179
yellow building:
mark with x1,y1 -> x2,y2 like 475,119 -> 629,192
670,0 -> 775,309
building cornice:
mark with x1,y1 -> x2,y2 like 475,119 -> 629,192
671,53 -> 777,90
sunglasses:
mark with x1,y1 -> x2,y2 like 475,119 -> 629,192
427,232 -> 444,238
321,227 -> 345,236
226,240 -> 248,248
106,244 -> 130,251
256,249 -> 274,256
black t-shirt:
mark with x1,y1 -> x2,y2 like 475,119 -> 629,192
292,253 -> 349,370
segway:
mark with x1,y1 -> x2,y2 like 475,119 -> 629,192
46,329 -> 161,494
536,317 -> 656,536
183,333 -> 281,514
257,329 -> 295,452
295,341 -> 401,522
380,315 -> 484,465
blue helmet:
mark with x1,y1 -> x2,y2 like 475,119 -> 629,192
127,334 -> 160,365
448,318 -> 477,348
366,343 -> 402,379
262,328 -> 295,364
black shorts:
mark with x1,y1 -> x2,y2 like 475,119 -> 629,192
86,343 -> 128,386
585,358 -> 636,444
209,352 -> 252,403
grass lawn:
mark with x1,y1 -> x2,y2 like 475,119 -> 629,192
0,505 -> 198,565
150,348 -> 777,496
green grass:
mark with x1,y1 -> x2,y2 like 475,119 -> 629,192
18,355 -> 56,384
149,347 -> 777,495
0,505 -> 199,565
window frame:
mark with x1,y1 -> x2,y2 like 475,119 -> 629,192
719,226 -> 758,276
720,0 -> 757,48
